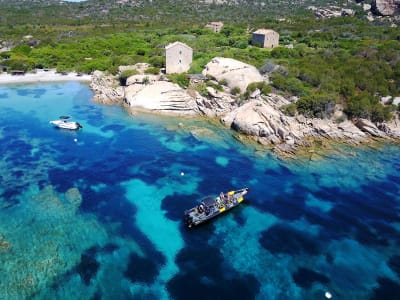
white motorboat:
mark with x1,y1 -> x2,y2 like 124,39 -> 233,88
50,116 -> 82,130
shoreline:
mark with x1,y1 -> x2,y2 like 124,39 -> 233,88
0,69 -> 92,85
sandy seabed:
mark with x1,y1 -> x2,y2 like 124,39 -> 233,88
0,69 -> 92,85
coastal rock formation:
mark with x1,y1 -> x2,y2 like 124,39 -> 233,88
90,70 -> 124,105
354,118 -> 386,137
203,57 -> 265,93
126,74 -> 159,85
307,6 -> 355,18
195,90 -> 236,117
124,81 -> 199,115
372,0 -> 400,15
222,97 -> 370,155
89,57 -> 400,157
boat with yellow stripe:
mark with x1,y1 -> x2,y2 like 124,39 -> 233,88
184,188 -> 249,228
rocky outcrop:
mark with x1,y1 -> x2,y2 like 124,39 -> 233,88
126,74 -> 159,85
203,57 -> 265,93
307,6 -> 355,18
195,90 -> 236,117
355,118 -> 386,137
124,81 -> 200,115
372,0 -> 400,15
222,97 -> 372,155
90,57 -> 400,158
90,70 -> 124,105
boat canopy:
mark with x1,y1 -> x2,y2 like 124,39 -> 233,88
202,197 -> 216,207
59,115 -> 71,120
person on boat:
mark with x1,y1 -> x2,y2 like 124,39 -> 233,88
198,204 -> 204,213
205,206 -> 210,215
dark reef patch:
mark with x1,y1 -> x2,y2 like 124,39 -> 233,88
292,267 -> 330,289
101,124 -> 125,133
259,224 -> 320,256
17,88 -> 46,98
124,252 -> 159,284
167,245 -> 260,300
388,256 -> 400,277
76,249 -> 100,286
371,277 -> 400,300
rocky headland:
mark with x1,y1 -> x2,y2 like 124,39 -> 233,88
90,57 -> 400,158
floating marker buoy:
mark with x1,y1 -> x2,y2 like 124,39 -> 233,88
325,292 -> 332,299
180,172 -> 185,176
74,138 -> 78,143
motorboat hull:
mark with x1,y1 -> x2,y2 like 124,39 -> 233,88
184,188 -> 249,228
50,120 -> 82,130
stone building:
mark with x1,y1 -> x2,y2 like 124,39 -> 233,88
165,42 -> 193,74
205,21 -> 224,33
252,29 -> 279,48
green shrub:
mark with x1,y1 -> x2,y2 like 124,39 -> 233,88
231,86 -> 241,95
142,76 -> 150,85
0,51 -> 11,59
245,81 -> 272,98
119,69 -> 139,86
262,85 -> 272,95
206,81 -> 223,91
297,93 -> 336,118
343,92 -> 392,122
168,73 -> 189,88
193,82 -> 208,97
145,67 -> 160,75
136,49 -> 146,56
281,103 -> 297,116
149,56 -> 165,68
218,79 -> 228,86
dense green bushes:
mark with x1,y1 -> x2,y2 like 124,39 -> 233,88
268,42 -> 399,121
1,17 -> 399,123
343,92 -> 393,122
167,73 -> 189,88
119,69 -> 138,86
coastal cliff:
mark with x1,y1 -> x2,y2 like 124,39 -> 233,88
90,58 -> 400,157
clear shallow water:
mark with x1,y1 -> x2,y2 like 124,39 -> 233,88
0,82 -> 399,300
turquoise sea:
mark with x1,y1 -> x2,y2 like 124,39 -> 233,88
0,82 -> 399,299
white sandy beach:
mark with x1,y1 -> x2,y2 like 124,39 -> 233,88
0,69 -> 92,85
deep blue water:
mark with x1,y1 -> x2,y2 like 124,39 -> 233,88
0,82 -> 399,299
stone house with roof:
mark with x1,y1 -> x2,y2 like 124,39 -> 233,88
205,21 -> 224,33
252,29 -> 279,48
165,42 -> 193,74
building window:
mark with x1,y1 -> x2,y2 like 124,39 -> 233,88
179,59 -> 182,64
179,51 -> 182,55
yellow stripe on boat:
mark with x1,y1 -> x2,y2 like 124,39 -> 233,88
219,207 -> 226,213
228,191 -> 234,196
238,197 -> 244,203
